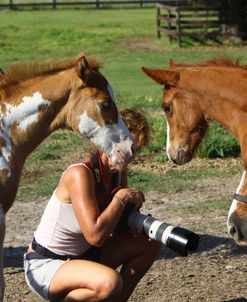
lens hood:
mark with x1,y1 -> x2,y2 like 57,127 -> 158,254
127,211 -> 199,257
166,227 -> 199,256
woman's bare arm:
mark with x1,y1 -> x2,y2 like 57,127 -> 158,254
60,166 -> 143,247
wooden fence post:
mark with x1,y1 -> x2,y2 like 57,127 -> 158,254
176,6 -> 181,48
157,5 -> 161,39
168,8 -> 172,43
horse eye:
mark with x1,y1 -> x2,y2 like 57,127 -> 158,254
163,103 -> 172,115
99,101 -> 111,112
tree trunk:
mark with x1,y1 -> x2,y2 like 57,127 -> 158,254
219,0 -> 247,38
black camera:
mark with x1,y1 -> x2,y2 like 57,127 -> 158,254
127,211 -> 199,257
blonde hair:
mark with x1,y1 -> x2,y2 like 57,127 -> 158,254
120,108 -> 151,150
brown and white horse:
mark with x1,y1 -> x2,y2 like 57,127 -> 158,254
0,53 -> 136,301
142,57 -> 247,247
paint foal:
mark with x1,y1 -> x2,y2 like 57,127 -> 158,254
0,54 -> 136,301
142,58 -> 247,246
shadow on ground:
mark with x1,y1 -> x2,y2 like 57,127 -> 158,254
4,246 -> 27,268
4,233 -> 247,268
222,298 -> 247,302
159,233 -> 247,259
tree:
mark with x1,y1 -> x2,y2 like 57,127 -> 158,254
190,0 -> 247,39
219,0 -> 247,38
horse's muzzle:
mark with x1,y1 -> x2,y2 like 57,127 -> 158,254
110,138 -> 136,165
227,217 -> 247,246
172,149 -> 192,165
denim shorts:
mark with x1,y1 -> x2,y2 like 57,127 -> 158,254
23,252 -> 65,300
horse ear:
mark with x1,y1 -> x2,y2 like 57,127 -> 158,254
76,56 -> 90,82
141,67 -> 179,86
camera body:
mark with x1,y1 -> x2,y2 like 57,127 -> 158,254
127,211 -> 199,257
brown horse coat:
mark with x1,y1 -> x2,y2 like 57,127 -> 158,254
142,57 -> 247,246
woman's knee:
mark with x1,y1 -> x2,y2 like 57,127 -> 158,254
96,270 -> 122,300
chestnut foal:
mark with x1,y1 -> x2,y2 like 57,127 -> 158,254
142,57 -> 247,246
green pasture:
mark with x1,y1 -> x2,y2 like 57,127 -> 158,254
0,8 -> 245,202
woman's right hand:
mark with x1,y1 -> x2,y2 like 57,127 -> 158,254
114,188 -> 145,210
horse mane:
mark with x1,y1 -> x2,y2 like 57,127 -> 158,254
169,57 -> 247,69
0,53 -> 101,88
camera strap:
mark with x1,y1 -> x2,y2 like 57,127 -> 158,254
89,153 -> 120,197
90,153 -> 107,196
89,154 -> 131,234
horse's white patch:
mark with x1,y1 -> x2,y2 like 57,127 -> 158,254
5,92 -> 50,132
228,170 -> 246,218
166,122 -> 172,161
0,92 -> 50,176
78,111 -> 133,163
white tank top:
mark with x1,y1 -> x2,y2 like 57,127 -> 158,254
33,163 -> 92,256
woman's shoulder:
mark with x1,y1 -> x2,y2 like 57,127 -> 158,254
63,160 -> 93,180
55,159 -> 95,203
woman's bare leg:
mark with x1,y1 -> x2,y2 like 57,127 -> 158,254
48,259 -> 122,302
100,232 -> 161,302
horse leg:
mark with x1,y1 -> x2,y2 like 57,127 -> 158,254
0,205 -> 5,302
228,170 -> 247,244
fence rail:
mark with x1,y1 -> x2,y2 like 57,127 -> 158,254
157,2 -> 222,47
0,0 -> 155,8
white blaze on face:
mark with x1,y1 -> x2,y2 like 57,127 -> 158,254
166,121 -> 172,161
228,170 -> 246,219
78,111 -> 134,164
0,92 -> 50,176
78,83 -> 135,164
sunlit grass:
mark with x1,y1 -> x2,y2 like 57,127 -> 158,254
128,165 -> 239,194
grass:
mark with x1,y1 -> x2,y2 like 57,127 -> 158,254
128,164 -> 240,193
0,8 -> 246,201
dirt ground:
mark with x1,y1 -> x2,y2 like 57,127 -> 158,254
3,158 -> 247,302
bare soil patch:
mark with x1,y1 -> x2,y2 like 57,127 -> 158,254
3,158 -> 247,302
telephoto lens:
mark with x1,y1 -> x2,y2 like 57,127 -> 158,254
127,211 -> 199,256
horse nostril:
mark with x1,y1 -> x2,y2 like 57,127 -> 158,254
229,225 -> 237,236
131,143 -> 136,154
176,149 -> 185,164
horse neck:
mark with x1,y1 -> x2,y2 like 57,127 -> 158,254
182,67 -> 247,137
2,69 -> 76,158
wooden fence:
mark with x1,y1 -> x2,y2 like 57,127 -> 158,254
157,2 -> 221,47
0,0 -> 154,9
